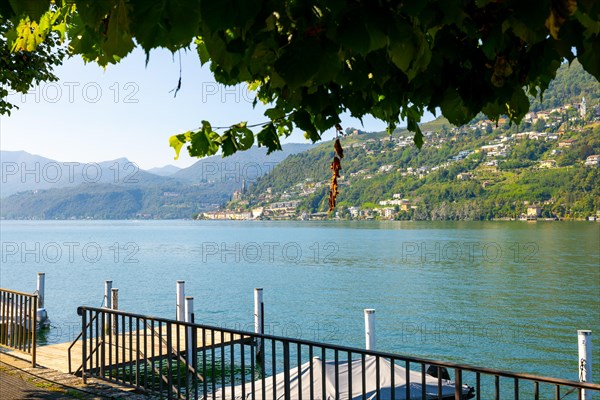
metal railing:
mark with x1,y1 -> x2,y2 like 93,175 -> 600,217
0,288 -> 38,366
73,306 -> 600,400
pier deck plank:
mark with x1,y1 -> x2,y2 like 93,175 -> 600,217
35,326 -> 250,374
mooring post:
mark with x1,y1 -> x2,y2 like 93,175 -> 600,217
104,281 -> 112,308
36,272 -> 45,308
364,309 -> 375,351
36,272 -> 49,328
185,296 -> 194,364
111,288 -> 119,334
104,280 -> 112,334
176,281 -> 185,321
578,330 -> 592,400
254,288 -> 264,363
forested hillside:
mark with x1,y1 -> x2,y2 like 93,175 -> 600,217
240,61 -> 600,220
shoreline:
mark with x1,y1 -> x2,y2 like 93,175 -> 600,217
1,217 -> 599,222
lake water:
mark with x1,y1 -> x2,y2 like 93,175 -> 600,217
1,220 -> 598,383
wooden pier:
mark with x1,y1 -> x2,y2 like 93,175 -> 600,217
34,325 -> 250,374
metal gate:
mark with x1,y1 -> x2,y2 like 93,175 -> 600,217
0,288 -> 38,366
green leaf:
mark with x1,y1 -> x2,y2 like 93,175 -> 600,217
102,0 -> 135,63
0,1 -> 16,18
235,123 -> 255,150
293,109 -> 320,142
504,17 -> 545,44
12,18 -> 44,51
200,0 -> 236,31
219,122 -> 255,156
482,101 -> 504,122
388,41 -> 415,72
407,29 -> 431,80
195,37 -> 211,65
388,23 -> 415,73
339,18 -> 371,55
169,133 -> 189,160
506,87 -> 529,123
220,129 -> 237,156
200,0 -> 262,31
412,125 -> 423,149
8,0 -> 49,21
187,121 -> 219,157
366,24 -> 388,51
264,107 -> 286,120
128,0 -> 201,52
257,123 -> 282,154
52,21 -> 67,41
440,88 -> 472,125
578,35 -> 600,80
275,39 -> 323,88
438,0 -> 466,26
312,106 -> 341,132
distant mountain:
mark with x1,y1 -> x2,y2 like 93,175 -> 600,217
173,143 -> 314,183
0,151 -> 172,198
1,151 -> 61,197
0,143 -> 315,219
146,165 -> 181,176
0,182 -> 221,220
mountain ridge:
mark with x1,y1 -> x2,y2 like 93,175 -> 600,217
0,143 -> 314,219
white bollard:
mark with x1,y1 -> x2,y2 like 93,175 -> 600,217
185,296 -> 194,363
578,330 -> 592,400
104,280 -> 112,334
36,272 -> 49,328
364,309 -> 376,351
111,288 -> 119,334
36,272 -> 45,309
104,281 -> 112,309
254,288 -> 263,362
176,281 -> 185,321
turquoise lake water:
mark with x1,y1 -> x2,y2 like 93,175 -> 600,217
1,220 -> 598,383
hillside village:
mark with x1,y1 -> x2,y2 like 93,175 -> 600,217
203,92 -> 600,221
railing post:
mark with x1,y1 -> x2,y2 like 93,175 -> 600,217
111,288 -> 119,334
185,296 -> 194,363
191,313 -> 198,397
254,288 -> 263,363
185,296 -> 194,395
177,281 -> 185,322
454,368 -> 462,400
364,309 -> 375,350
283,340 -> 291,400
31,295 -> 37,367
81,308 -> 87,384
578,330 -> 592,400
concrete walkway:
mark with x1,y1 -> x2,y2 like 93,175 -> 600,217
0,368 -> 76,399
0,351 -> 155,399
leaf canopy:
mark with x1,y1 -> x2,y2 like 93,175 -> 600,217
2,0 -> 599,157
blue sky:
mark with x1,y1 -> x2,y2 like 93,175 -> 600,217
1,47 -> 428,169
